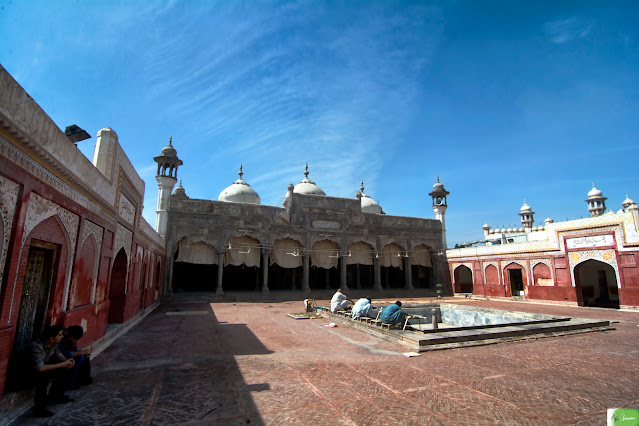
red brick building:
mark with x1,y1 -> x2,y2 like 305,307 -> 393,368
0,66 -> 165,397
446,194 -> 639,310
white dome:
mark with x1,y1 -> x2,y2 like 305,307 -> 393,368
538,225 -> 544,231
622,195 -> 636,208
617,209 -> 625,214
218,166 -> 261,204
520,200 -> 532,212
588,184 -> 603,198
358,181 -> 382,214
293,163 -> 326,196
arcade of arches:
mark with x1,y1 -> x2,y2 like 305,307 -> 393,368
171,237 -> 436,293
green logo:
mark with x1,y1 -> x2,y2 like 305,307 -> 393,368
609,409 -> 639,426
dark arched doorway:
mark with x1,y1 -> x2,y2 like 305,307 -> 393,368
346,242 -> 374,289
575,259 -> 619,308
172,240 -> 219,292
108,248 -> 128,324
309,240 -> 340,290
454,265 -> 473,294
380,243 -> 405,289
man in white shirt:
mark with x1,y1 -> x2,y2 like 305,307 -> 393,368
352,297 -> 372,319
330,288 -> 353,313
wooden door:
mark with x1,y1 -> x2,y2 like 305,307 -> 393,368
14,245 -> 55,350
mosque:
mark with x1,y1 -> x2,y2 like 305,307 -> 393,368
153,141 -> 450,297
446,186 -> 639,309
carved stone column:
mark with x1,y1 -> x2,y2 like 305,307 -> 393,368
404,256 -> 414,290
303,255 -> 310,292
340,251 -> 349,291
262,251 -> 270,293
216,252 -> 225,295
374,257 -> 382,291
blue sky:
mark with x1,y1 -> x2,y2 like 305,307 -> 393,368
1,0 -> 638,247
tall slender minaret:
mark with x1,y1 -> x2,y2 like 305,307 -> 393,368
153,137 -> 182,239
429,177 -> 450,249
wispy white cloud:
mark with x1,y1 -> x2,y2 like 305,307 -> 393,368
543,17 -> 593,44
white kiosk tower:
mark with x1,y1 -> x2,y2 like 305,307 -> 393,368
154,137 -> 182,239
429,177 -> 450,249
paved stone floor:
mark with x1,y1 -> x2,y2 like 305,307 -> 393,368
12,298 -> 639,425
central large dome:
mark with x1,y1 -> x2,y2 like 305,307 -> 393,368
218,166 -> 261,204
293,163 -> 326,196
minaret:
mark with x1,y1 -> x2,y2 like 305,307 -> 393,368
518,200 -> 535,232
585,183 -> 606,217
429,177 -> 450,249
153,137 -> 183,238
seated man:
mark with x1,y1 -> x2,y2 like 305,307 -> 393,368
58,325 -> 93,389
379,301 -> 406,325
330,288 -> 353,313
26,325 -> 75,417
351,297 -> 372,319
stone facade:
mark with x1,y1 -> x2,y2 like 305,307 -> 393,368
162,175 -> 449,297
0,65 -> 166,399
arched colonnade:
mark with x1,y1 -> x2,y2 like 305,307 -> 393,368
171,236 -> 436,293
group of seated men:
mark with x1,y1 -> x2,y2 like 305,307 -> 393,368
22,324 -> 93,417
329,288 -> 406,325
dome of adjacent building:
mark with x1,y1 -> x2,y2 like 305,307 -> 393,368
588,183 -> 603,198
218,165 -> 261,204
293,163 -> 326,196
358,181 -> 383,214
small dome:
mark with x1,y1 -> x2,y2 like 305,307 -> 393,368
161,137 -> 178,157
588,183 -> 603,198
482,222 -> 490,230
617,209 -> 625,214
622,195 -> 636,208
501,227 -> 507,233
172,180 -> 188,198
218,165 -> 261,204
532,226 -> 538,232
520,200 -> 532,212
359,181 -> 382,214
545,218 -> 553,224
293,163 -> 326,196
518,227 -> 524,232
489,229 -> 495,234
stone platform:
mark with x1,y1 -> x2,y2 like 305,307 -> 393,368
8,297 -> 639,425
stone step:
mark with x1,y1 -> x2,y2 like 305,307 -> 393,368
411,318 -> 611,348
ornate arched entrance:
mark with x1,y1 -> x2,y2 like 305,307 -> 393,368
108,248 -> 128,324
453,265 -> 473,293
574,259 -> 619,308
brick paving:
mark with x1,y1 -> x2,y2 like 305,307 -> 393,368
11,298 -> 639,425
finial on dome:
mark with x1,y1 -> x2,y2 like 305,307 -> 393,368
179,179 -> 182,186
437,176 -> 440,183
169,136 -> 173,146
361,180 -> 365,193
239,164 -> 243,179
304,162 -> 309,178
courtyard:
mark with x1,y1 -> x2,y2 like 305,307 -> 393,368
11,298 -> 639,425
